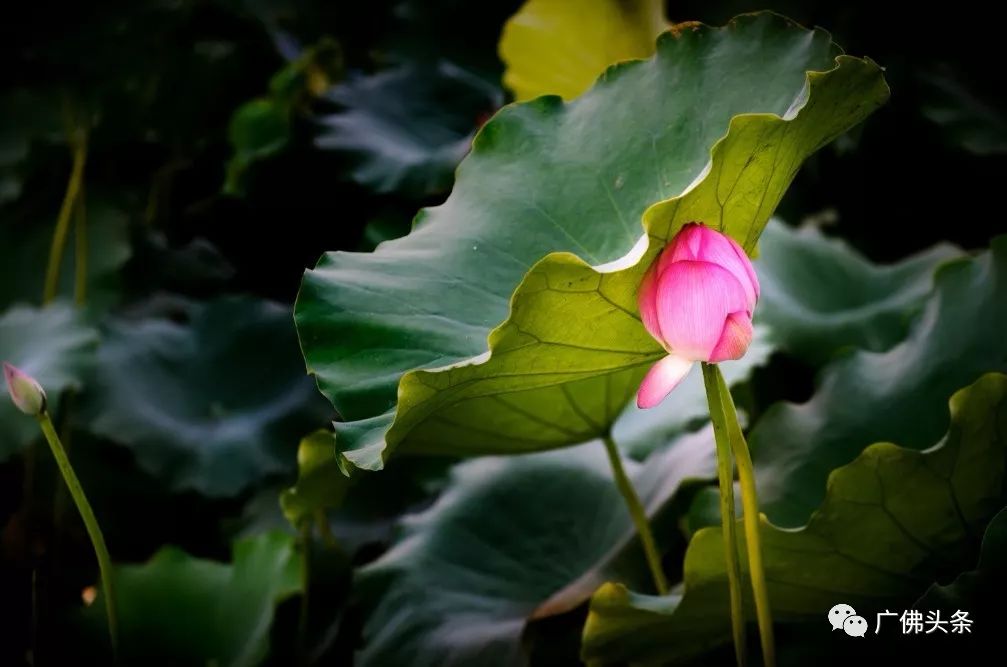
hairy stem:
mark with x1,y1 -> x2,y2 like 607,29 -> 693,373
601,433 -> 668,595
37,411 -> 117,654
716,365 -> 776,667
701,362 -> 747,667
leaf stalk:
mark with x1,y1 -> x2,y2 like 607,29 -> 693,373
601,433 -> 668,595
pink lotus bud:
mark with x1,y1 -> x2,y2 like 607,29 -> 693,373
636,223 -> 759,409
3,362 -> 47,416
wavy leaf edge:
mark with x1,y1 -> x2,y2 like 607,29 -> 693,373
297,13 -> 889,472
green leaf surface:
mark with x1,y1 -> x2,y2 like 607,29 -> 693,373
755,220 -> 961,364
582,373 -> 1007,666
0,303 -> 98,459
280,429 -> 349,525
81,297 -> 331,496
754,237 -> 1007,527
316,62 -> 501,197
499,0 -> 667,101
296,13 -> 889,472
356,429 -> 716,667
84,531 -> 301,667
0,198 -> 132,312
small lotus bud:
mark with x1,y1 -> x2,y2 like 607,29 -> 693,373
3,362 -> 47,416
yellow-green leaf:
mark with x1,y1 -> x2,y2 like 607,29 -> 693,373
499,0 -> 667,100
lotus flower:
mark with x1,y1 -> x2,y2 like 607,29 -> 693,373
3,362 -> 47,416
637,223 -> 759,408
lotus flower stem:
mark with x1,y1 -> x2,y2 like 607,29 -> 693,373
601,434 -> 668,595
43,125 -> 88,305
701,362 -> 746,667
73,185 -> 88,306
37,411 -> 118,653
714,365 -> 775,667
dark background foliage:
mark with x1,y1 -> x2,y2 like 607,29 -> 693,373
0,1 -> 1004,665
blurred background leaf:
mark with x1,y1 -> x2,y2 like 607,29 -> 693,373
583,373 -> 1007,665
0,197 -> 132,313
755,219 -> 961,365
280,430 -> 348,525
0,304 -> 97,458
754,238 -> 1007,527
81,531 -> 301,666
316,62 -> 501,197
80,297 -> 330,496
356,430 -> 714,667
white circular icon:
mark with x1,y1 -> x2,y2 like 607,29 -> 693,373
828,603 -> 857,631
843,615 -> 868,637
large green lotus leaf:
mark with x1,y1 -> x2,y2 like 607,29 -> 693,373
755,220 -> 961,364
581,373 -> 1007,666
355,429 -> 716,667
82,297 -> 331,497
316,62 -> 501,197
0,198 -> 132,312
499,0 -> 666,101
296,13 -> 889,472
0,303 -> 98,459
83,531 -> 301,666
755,237 -> 1007,527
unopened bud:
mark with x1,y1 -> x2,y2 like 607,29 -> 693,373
3,362 -> 47,416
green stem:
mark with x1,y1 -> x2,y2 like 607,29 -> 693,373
601,434 -> 668,595
73,185 -> 88,306
715,366 -> 776,667
43,128 -> 87,305
701,363 -> 747,667
52,391 -> 77,558
37,411 -> 118,654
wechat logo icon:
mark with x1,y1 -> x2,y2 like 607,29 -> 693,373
829,603 -> 867,637
829,604 -> 868,637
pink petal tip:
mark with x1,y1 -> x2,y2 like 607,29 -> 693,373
637,354 -> 694,409
709,311 -> 754,363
